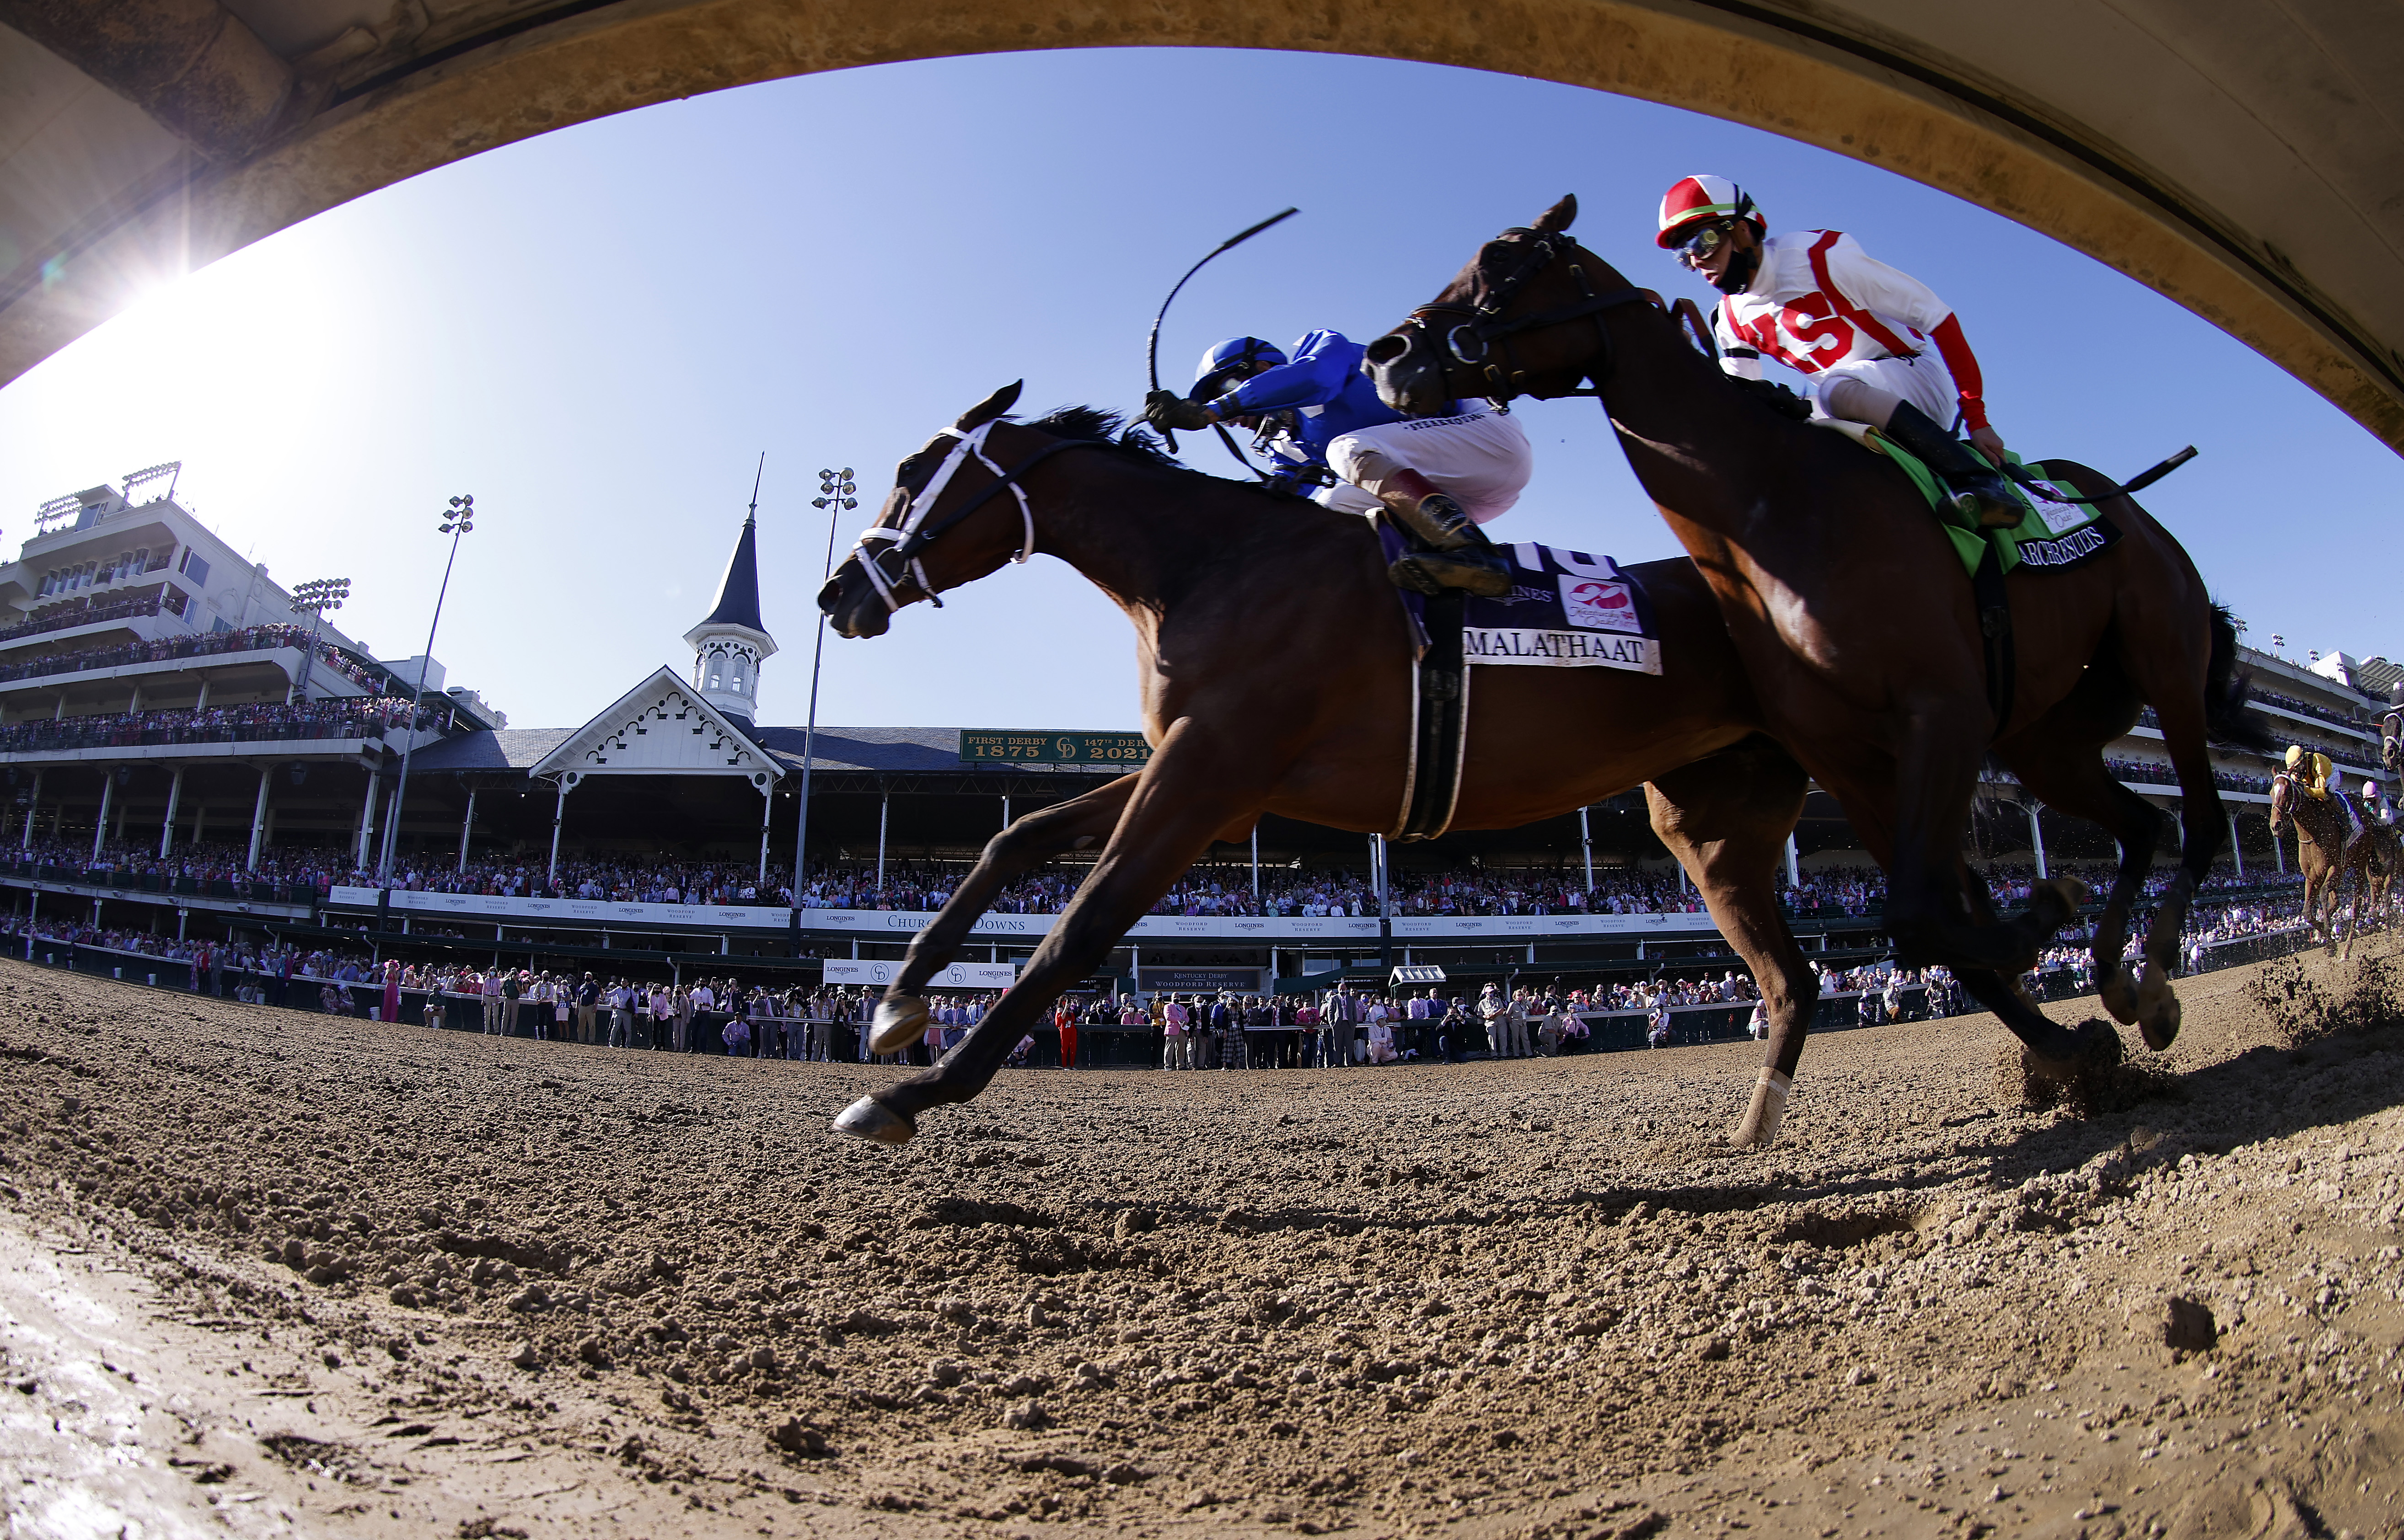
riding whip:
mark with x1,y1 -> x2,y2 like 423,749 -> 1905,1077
1144,207 -> 1299,466
2003,444 -> 2197,504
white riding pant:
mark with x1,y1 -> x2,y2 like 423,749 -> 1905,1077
1814,353 -> 1959,430
1318,410 -> 1533,525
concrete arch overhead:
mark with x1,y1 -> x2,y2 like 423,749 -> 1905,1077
1,0 -> 2399,449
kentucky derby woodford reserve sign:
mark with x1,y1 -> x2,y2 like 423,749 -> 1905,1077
960,731 -> 1155,765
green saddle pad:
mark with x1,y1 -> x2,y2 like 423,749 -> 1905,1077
1840,426 -> 2108,577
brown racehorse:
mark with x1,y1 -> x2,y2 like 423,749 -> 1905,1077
1367,198 -> 2271,1074
2270,773 -> 2397,957
2351,821 -> 2401,950
2270,771 -> 2355,952
816,389 -> 1820,1146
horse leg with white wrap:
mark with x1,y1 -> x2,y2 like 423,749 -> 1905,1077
866,775 -> 1139,1056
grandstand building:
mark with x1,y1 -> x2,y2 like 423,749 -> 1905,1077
0,465 -> 2383,993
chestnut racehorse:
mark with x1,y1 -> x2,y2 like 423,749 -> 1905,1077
2270,773 -> 2396,957
1368,197 -> 2271,1075
817,389 -> 1820,1146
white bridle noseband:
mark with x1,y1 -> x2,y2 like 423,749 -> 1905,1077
848,421 -> 1039,614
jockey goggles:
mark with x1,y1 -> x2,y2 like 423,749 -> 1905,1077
1670,218 -> 1742,269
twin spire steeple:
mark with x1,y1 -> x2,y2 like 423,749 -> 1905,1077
683,508 -> 777,727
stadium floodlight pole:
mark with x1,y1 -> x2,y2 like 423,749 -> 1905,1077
285,578 -> 350,704
793,467 -> 856,897
377,496 -> 474,886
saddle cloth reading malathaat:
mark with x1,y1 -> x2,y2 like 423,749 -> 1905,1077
1464,544 -> 1663,675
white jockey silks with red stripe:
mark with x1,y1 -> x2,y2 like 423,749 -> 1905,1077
1712,230 -> 1990,431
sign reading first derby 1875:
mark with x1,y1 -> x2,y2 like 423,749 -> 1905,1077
960,731 -> 1154,765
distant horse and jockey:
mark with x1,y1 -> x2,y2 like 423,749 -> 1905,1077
817,190 -> 2283,1150
2271,748 -> 2400,957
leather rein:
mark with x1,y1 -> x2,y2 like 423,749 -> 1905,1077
1394,227 -> 1658,401
2270,772 -> 2341,847
849,423 -> 1108,613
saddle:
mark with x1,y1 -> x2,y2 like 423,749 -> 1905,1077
1372,522 -> 1663,841
1812,420 -> 2127,729
1811,419 -> 2122,578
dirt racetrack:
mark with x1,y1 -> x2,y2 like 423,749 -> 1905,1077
2,947 -> 2401,1540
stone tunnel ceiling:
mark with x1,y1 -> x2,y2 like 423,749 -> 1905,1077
0,0 -> 2398,450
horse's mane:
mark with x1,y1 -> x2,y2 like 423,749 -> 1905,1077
1020,405 -> 1314,507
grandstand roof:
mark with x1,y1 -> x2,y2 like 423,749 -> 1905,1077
408,728 -> 577,772
752,726 -> 971,773
405,724 -> 1093,776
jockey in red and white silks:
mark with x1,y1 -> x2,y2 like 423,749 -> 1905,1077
1712,229 -> 1989,441
1656,173 -> 2022,527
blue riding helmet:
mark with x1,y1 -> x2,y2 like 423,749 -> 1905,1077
1191,336 -> 1287,402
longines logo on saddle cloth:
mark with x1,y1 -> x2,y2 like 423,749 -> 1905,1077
1377,527 -> 1663,676
1465,543 -> 1663,673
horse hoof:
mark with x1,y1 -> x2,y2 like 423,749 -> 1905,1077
1728,1067 -> 1792,1148
2027,1018 -> 2124,1083
867,995 -> 931,1055
2098,965 -> 2141,1026
2136,968 -> 2182,1050
832,1096 -> 917,1145
2035,876 -> 2091,914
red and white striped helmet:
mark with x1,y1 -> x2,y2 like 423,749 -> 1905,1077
1656,174 -> 1761,249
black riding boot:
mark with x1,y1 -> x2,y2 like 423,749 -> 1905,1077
1880,401 -> 2023,529
1378,471 -> 1512,598
1389,514 -> 1512,598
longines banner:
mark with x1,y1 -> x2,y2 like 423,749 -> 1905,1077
822,959 -> 1017,989
329,888 -> 1722,941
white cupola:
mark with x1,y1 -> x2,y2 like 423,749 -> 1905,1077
682,511 -> 777,726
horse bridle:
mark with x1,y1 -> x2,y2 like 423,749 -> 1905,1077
848,422 -> 1104,614
2270,771 -> 2333,845
1393,227 -> 1657,401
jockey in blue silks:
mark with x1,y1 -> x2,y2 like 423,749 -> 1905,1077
1144,331 -> 1531,597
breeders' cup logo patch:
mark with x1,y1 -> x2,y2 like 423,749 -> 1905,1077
1558,576 -> 1642,633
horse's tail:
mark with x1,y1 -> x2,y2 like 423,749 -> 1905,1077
2205,601 -> 2276,753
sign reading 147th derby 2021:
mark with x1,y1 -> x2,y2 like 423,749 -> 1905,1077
960,730 -> 1154,765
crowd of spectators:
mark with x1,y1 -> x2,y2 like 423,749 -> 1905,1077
2134,698 -> 2383,763
0,824 -> 2314,929
0,621 -> 395,693
340,849 -> 2312,921
6,837 -> 342,894
361,856 -> 1722,917
376,856 -> 784,907
2101,756 -> 2276,795
2249,689 -> 2373,734
0,696 -> 438,754
2,877 -> 2335,1070
0,589 -> 172,645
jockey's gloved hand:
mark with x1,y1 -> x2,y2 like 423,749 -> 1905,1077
1143,390 -> 1214,433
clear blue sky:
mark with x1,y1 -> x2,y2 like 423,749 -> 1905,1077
0,47 -> 2395,730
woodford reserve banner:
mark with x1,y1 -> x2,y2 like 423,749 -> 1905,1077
960,730 -> 1155,765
